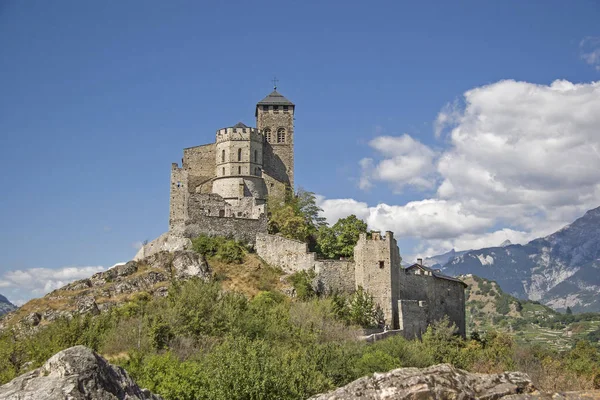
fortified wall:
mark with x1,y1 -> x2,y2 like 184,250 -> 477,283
256,231 -> 466,338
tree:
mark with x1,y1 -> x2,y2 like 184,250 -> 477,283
267,187 -> 327,243
317,215 -> 368,259
566,306 -> 573,315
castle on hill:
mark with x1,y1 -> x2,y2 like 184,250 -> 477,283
142,88 -> 466,337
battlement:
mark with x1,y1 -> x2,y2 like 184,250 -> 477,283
358,230 -> 395,242
215,127 -> 263,143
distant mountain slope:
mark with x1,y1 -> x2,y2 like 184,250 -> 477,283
424,249 -> 470,268
0,294 -> 16,316
442,206 -> 600,313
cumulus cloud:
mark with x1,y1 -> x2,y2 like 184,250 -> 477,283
359,135 -> 438,193
580,36 -> 600,71
329,79 -> 600,257
0,266 -> 106,301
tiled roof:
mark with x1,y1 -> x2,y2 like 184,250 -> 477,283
405,264 -> 467,286
256,90 -> 294,106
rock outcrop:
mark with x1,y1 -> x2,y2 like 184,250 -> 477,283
134,232 -> 192,261
1,250 -> 210,328
311,363 -> 534,399
0,346 -> 162,399
311,364 -> 600,399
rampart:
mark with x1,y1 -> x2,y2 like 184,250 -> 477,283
314,260 -> 355,295
185,214 -> 267,246
255,233 -> 316,273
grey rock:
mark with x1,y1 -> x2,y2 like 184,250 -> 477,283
76,296 -> 100,315
0,345 -> 163,400
24,312 -> 41,327
310,363 -> 536,400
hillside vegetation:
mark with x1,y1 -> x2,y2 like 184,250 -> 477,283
0,239 -> 598,398
464,274 -> 600,351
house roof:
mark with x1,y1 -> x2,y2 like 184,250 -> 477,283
405,264 -> 467,287
256,90 -> 294,106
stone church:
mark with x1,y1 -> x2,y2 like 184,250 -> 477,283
169,89 -> 295,243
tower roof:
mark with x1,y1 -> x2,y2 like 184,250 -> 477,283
233,122 -> 249,128
257,90 -> 294,106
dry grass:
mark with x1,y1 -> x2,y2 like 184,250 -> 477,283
208,253 -> 286,298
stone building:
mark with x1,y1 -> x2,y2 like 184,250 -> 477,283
168,89 -> 295,243
256,231 -> 467,338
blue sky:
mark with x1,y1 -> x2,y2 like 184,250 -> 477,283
1,0 -> 600,304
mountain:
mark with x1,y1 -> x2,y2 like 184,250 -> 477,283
0,294 -> 16,317
441,207 -> 600,313
423,248 -> 470,268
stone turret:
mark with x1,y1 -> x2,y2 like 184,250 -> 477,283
212,122 -> 267,206
354,231 -> 402,329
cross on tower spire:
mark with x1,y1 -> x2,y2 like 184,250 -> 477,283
272,77 -> 279,91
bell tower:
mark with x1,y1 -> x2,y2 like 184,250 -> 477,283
255,84 -> 295,190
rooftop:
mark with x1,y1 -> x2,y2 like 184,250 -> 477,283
405,263 -> 467,286
256,90 -> 294,106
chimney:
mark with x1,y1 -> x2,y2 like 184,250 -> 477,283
417,258 -> 423,266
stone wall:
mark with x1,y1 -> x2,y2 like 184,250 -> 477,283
354,232 -> 401,330
183,143 -> 215,185
398,300 -> 429,339
314,260 -> 356,295
255,233 -> 316,273
184,214 -> 267,246
399,270 -> 466,337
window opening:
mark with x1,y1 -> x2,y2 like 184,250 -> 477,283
277,128 -> 286,143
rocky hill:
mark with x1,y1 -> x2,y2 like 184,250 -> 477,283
439,206 -> 600,313
0,295 -> 16,317
0,250 -> 211,329
0,346 -> 162,399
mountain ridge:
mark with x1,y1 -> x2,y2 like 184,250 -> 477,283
438,206 -> 600,312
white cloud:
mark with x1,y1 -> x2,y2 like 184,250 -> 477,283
359,135 -> 438,193
0,266 -> 106,301
327,79 -> 600,257
580,36 -> 600,71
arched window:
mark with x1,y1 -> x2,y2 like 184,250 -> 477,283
254,150 -> 257,163
238,166 -> 241,175
222,167 -> 225,176
237,148 -> 242,161
277,128 -> 286,143
264,128 -> 271,143
221,149 -> 225,162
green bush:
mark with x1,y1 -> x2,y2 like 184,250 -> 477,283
289,270 -> 316,300
191,235 -> 245,263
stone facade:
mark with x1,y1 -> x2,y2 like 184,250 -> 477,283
168,90 -> 295,242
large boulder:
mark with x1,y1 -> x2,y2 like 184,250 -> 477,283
310,363 -> 536,399
134,232 -> 192,261
0,346 -> 162,399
